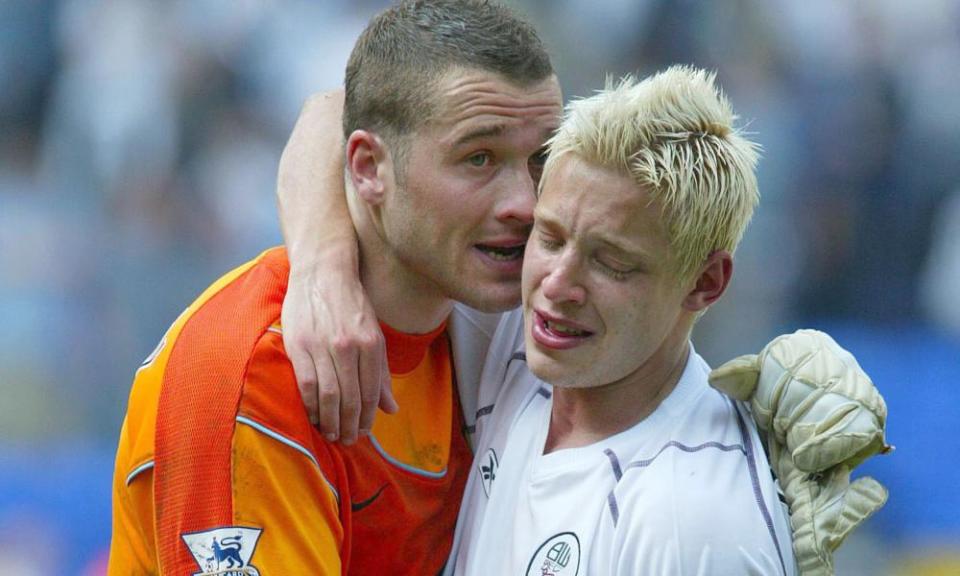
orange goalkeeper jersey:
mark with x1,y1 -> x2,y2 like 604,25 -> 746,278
108,247 -> 472,575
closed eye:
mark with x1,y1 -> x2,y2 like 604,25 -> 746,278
536,229 -> 563,251
595,258 -> 633,280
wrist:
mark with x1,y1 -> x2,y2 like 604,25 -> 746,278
287,237 -> 360,278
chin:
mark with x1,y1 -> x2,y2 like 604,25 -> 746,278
527,352 -> 578,388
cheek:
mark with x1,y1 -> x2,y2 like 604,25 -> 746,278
600,287 -> 659,341
622,288 -> 685,344
520,268 -> 535,308
521,246 -> 549,295
605,302 -> 643,343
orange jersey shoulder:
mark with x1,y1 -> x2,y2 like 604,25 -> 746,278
110,247 -> 347,575
110,246 -> 472,576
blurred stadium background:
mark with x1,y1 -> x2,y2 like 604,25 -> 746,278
1,0 -> 959,573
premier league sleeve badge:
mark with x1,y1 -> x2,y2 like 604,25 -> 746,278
181,526 -> 263,576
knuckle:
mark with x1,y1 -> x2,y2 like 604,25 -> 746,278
330,336 -> 356,355
300,336 -> 325,352
317,386 -> 339,403
296,379 -> 316,395
298,389 -> 319,406
341,398 -> 360,416
356,332 -> 382,350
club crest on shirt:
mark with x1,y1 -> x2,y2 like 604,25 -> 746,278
526,531 -> 580,576
181,526 -> 262,576
478,448 -> 499,497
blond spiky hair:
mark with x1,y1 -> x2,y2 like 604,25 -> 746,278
542,65 -> 761,283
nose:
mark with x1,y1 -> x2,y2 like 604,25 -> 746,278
540,251 -> 586,306
494,165 -> 537,226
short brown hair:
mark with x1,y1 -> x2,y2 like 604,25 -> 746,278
344,0 -> 553,148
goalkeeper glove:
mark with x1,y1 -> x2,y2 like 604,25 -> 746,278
710,329 -> 891,576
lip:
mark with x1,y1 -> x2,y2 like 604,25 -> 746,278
530,309 -> 594,350
479,236 -> 528,248
473,238 -> 526,275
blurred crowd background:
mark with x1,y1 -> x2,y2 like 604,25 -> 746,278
1,0 -> 958,573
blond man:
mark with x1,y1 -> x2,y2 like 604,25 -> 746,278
448,67 -> 792,575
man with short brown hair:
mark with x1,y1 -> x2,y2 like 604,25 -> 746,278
109,2 -> 562,574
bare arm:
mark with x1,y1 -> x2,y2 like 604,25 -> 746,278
277,90 -> 395,445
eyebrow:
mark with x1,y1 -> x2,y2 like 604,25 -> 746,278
453,124 -> 506,148
534,210 -> 651,262
533,209 -> 562,232
599,237 -> 650,262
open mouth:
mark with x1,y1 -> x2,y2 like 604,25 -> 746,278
476,243 -> 525,262
542,319 -> 591,338
531,310 -> 595,350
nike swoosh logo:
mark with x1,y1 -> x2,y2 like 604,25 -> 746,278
351,484 -> 387,512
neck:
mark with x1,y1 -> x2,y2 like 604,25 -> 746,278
349,193 -> 452,334
544,338 -> 691,454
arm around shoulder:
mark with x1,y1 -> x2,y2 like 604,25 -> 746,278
277,90 -> 394,444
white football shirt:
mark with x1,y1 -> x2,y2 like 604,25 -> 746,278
446,310 -> 796,576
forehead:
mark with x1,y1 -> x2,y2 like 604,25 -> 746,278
537,154 -> 670,252
427,69 -> 562,149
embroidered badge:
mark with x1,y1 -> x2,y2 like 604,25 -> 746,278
526,532 -> 580,576
181,526 -> 263,576
479,448 -> 499,497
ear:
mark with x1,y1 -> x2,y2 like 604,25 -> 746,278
682,250 -> 732,312
346,129 -> 395,205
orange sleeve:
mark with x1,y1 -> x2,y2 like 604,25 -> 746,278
108,417 -> 159,576
110,248 -> 350,575
227,330 -> 347,574
109,306 -> 189,576
109,330 -> 348,576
